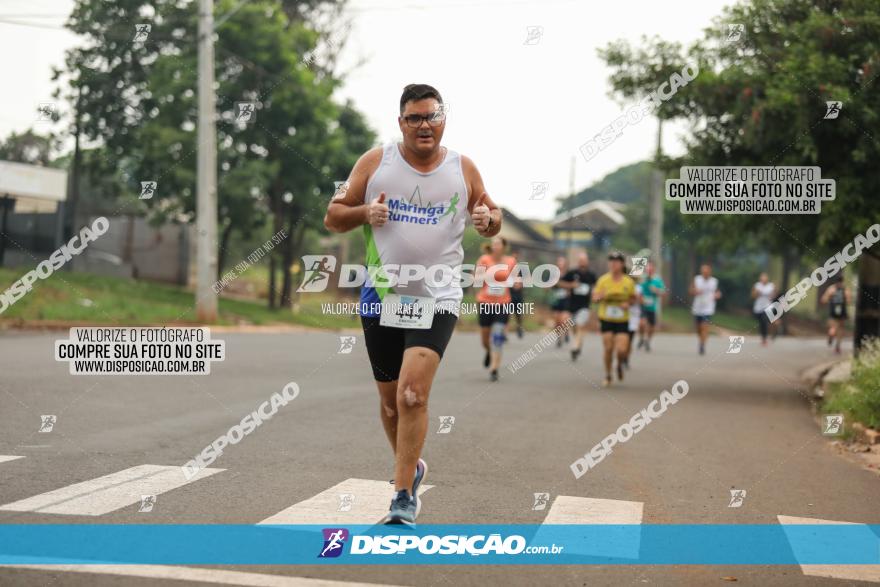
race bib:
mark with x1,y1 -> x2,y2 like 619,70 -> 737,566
574,283 -> 590,296
604,304 -> 625,319
487,285 -> 506,297
380,294 -> 435,329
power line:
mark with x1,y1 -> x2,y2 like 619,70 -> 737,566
0,17 -> 67,31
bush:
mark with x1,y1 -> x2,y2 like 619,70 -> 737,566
824,338 -> 880,430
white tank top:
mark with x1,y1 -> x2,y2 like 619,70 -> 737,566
360,142 -> 469,317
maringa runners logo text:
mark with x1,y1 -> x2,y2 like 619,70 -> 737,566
385,186 -> 459,226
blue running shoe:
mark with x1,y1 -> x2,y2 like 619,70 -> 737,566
385,489 -> 416,525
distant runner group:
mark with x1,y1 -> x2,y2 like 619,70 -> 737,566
541,251 -> 666,386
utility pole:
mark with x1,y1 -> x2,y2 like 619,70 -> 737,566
196,0 -> 218,321
567,155 -> 574,260
648,119 -> 664,278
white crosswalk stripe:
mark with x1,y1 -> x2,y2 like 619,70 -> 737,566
259,478 -> 434,525
0,455 -> 24,465
778,515 -> 880,583
1,564 -> 404,586
535,495 -> 644,559
0,464 -> 223,516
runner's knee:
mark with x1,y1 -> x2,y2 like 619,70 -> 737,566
490,322 -> 506,350
397,381 -> 427,410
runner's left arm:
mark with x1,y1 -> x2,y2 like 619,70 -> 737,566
462,155 -> 502,237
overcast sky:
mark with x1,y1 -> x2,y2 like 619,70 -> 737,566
0,0 -> 734,220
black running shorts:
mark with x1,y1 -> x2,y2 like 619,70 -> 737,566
477,303 -> 510,328
360,311 -> 458,382
600,320 -> 629,334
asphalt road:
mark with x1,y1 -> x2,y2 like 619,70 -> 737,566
0,327 -> 877,586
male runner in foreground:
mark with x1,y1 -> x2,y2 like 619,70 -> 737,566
324,84 -> 501,524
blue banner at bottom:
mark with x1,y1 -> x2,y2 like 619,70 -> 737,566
1,524 -> 879,565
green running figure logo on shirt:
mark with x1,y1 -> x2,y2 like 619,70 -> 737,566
439,192 -> 460,220
400,185 -> 460,225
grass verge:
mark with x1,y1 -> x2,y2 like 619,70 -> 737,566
824,338 -> 880,431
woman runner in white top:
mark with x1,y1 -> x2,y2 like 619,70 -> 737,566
751,273 -> 776,346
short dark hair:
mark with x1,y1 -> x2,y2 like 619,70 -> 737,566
400,83 -> 443,114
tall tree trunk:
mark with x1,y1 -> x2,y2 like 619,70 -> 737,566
686,248 -> 696,307
854,249 -> 880,354
779,248 -> 794,336
267,188 -> 283,309
288,220 -> 308,307
279,205 -> 301,308
216,222 -> 233,280
280,237 -> 293,309
65,86 -> 83,242
268,253 -> 277,308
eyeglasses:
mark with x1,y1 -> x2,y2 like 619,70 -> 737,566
401,110 -> 446,128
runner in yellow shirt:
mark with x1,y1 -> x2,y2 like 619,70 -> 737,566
592,251 -> 636,387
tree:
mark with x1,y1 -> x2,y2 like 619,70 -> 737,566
600,0 -> 880,342
0,130 -> 57,166
688,0 -> 880,344
55,0 -> 374,308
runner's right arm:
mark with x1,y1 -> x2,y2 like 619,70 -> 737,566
324,148 -> 383,233
558,271 -> 576,289
592,279 -> 605,302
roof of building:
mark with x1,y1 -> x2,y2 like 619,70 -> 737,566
551,200 -> 626,232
